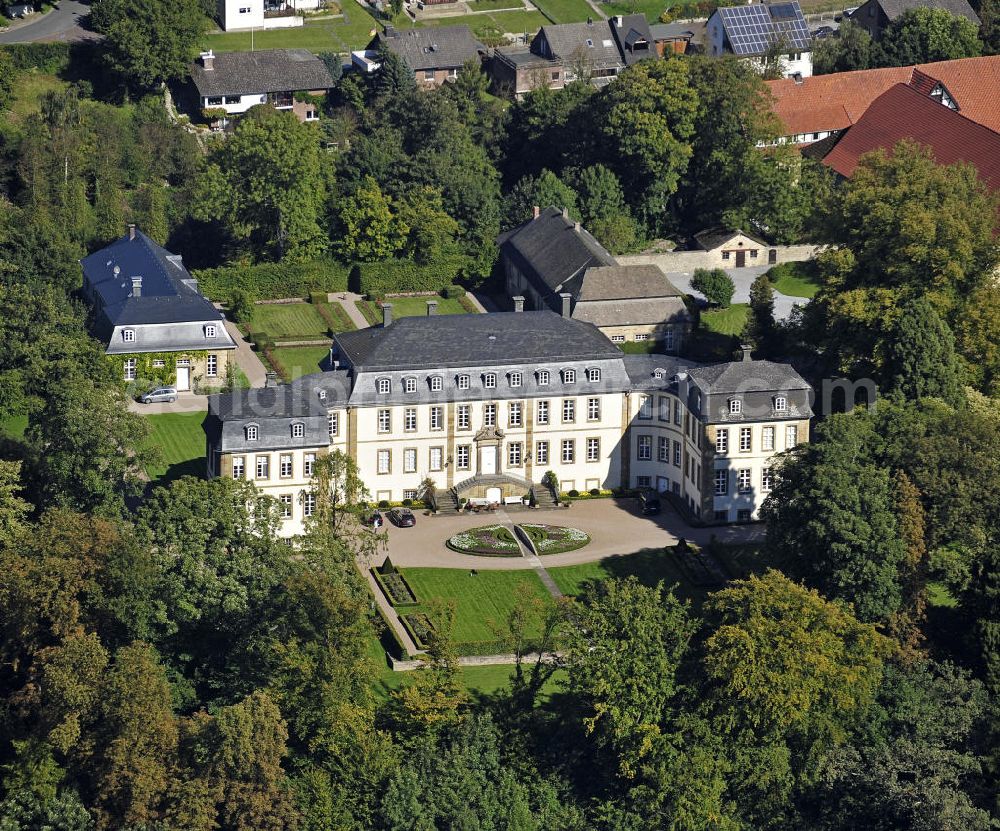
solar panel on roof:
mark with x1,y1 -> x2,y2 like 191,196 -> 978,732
717,0 -> 808,54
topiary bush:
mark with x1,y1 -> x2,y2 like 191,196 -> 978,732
589,488 -> 601,496
567,489 -> 580,498
378,499 -> 390,509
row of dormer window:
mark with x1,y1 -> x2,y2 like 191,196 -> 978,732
244,422 -> 306,442
728,396 -> 787,414
122,324 -> 219,343
376,367 -> 601,396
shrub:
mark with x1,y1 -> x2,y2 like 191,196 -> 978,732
568,489 -> 580,498
401,498 -> 412,507
194,258 -> 350,301
440,284 -> 465,299
692,268 -> 736,308
229,288 -> 255,324
309,290 -> 328,305
355,254 -> 470,296
378,499 -> 390,509
589,488 -> 600,496
1,42 -> 71,72
542,470 -> 558,491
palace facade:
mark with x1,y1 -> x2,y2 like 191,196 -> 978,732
204,310 -> 812,537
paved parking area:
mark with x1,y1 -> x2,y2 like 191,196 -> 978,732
665,266 -> 806,321
379,498 -> 763,571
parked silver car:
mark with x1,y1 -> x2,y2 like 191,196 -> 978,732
140,386 -> 178,404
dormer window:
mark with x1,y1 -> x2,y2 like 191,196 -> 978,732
510,371 -> 522,388
537,370 -> 550,385
205,324 -> 217,338
730,399 -> 742,415
245,424 -> 259,441
122,329 -> 136,343
318,390 -> 327,400
562,369 -> 576,384
291,422 -> 305,438
653,368 -> 665,380
377,378 -> 391,395
457,374 -> 470,390
430,375 -> 443,392
403,377 -> 417,394
483,372 -> 497,389
774,396 -> 787,412
587,368 -> 600,383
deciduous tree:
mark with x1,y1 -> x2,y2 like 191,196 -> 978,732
877,7 -> 982,65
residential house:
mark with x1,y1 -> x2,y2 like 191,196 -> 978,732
488,49 -> 564,98
81,226 -> 237,391
204,310 -> 811,536
190,49 -> 334,122
850,0 -> 979,40
693,228 -> 773,268
609,14 -> 656,65
765,55 -> 1000,145
531,20 -> 626,85
499,207 -> 693,348
649,20 -> 706,55
354,26 -> 485,87
820,83 -> 1000,192
707,1 -> 813,78
216,0 -> 320,32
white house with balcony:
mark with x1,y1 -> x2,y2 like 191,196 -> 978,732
707,1 -> 813,79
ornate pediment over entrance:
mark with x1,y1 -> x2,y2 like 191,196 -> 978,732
474,425 -> 504,442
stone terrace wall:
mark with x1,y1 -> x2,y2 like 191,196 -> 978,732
619,244 -> 826,272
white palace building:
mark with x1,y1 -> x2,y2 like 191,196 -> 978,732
204,307 -> 812,537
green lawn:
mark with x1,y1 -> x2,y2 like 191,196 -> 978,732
9,71 -> 68,124
768,263 -> 820,299
202,14 -> 380,53
143,412 -> 206,484
701,303 -> 749,336
467,0 -> 524,9
532,0 -> 595,23
320,301 -> 356,333
270,345 -> 331,380
599,0 -> 666,21
355,294 -> 478,325
401,567 -> 552,644
251,302 -> 330,340
419,9 -> 547,35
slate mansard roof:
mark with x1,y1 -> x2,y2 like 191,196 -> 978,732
374,26 -> 485,71
334,311 -> 623,372
80,229 -> 234,352
190,49 -> 335,98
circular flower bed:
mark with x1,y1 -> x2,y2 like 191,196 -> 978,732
519,524 -> 590,555
447,524 -> 522,557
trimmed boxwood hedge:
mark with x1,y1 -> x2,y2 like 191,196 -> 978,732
1,42 -> 71,72
194,259 -> 350,301
355,254 -> 471,297
400,612 -> 435,649
371,567 -> 419,608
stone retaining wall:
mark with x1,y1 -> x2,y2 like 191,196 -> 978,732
620,244 -> 826,273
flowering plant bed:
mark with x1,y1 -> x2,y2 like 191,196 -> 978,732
518,524 -> 590,555
371,568 -> 419,607
400,612 -> 435,648
446,524 -> 522,557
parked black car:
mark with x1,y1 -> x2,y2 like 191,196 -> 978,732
387,507 -> 416,527
637,489 -> 661,516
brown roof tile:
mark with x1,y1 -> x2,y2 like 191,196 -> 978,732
822,83 -> 1000,192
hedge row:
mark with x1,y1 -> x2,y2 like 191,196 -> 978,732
1,42 -> 71,72
194,255 -> 472,303
194,259 -> 350,301
371,568 -> 420,608
355,254 -> 471,297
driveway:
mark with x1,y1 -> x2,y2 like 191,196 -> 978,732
666,266 -> 805,321
379,498 -> 763,571
127,390 -> 208,415
0,0 -> 98,43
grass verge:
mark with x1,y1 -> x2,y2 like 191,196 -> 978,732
532,0 -> 595,22
251,302 -> 331,340
701,303 -> 749,336
270,345 -> 331,380
356,294 -> 477,323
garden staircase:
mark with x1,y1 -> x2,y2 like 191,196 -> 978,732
530,484 -> 560,509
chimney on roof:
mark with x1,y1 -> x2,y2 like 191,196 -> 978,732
426,299 -> 438,316
614,14 -> 622,26
587,15 -> 593,24
266,371 -> 279,387
740,344 -> 753,362
131,275 -> 142,298
560,292 -> 572,318
792,72 -> 803,84
382,303 -> 393,328
200,50 -> 215,71
532,205 -> 540,219
127,223 -> 136,241
512,295 -> 525,313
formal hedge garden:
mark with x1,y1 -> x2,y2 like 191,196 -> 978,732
372,557 -> 420,607
400,612 -> 435,649
446,525 -> 522,556
519,524 -> 591,555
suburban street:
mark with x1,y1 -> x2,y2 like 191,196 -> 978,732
0,0 -> 97,43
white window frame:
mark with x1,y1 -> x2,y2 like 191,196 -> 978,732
403,407 -> 417,432
714,470 -> 728,496
328,412 -> 339,437
483,372 -> 497,389
279,454 -> 293,478
377,409 -> 391,434
123,357 -> 137,381
430,375 -> 443,392
562,399 -> 575,423
586,437 -> 600,462
730,399 -> 742,415
377,449 -> 391,474
377,378 -> 391,395
255,455 -> 269,480
403,448 -> 417,473
587,367 -> 601,383
762,426 -> 775,452
561,439 -> 575,464
508,402 -> 522,427
484,403 -> 497,427
774,396 -> 787,412
537,400 -> 550,425
716,429 -> 728,454
457,404 -> 471,430
510,371 -> 522,388
563,369 -> 576,384
737,469 -> 752,493
430,406 -> 443,431
122,329 -> 136,343
232,456 -> 245,479
403,377 -> 417,394
205,324 -> 217,338
303,492 -> 316,518
206,354 -> 218,378
429,447 -> 443,471
245,424 -> 259,442
739,427 -> 752,453
457,374 -> 470,390
456,445 -> 470,470
537,370 -> 550,386
279,494 -> 292,519
508,442 -> 522,466
637,435 -> 652,461
587,397 -> 600,421
762,467 -> 773,492
536,441 -> 549,465
303,453 -> 316,477
786,424 -> 798,449
291,422 -> 305,439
